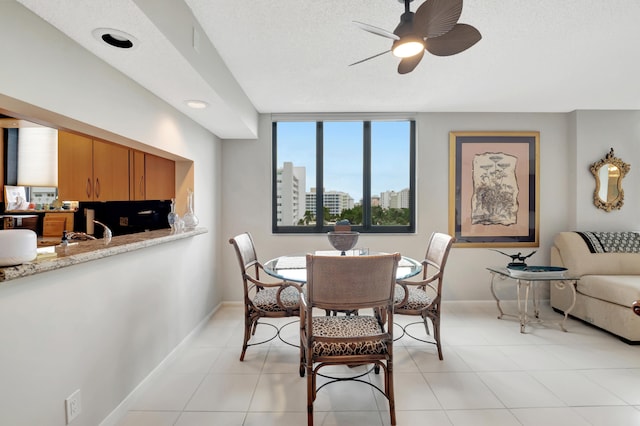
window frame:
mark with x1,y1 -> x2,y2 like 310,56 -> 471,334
272,118 -> 416,234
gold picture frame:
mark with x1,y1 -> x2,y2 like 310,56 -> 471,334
590,148 -> 630,212
449,131 -> 540,248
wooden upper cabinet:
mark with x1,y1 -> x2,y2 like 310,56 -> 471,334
58,131 -> 130,201
58,130 -> 174,202
145,153 -> 175,200
58,131 -> 94,201
130,150 -> 145,201
92,139 -> 130,201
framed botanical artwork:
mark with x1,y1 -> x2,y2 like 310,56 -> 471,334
449,131 -> 540,247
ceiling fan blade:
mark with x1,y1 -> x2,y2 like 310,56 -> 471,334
414,0 -> 463,38
398,49 -> 425,74
349,50 -> 391,66
425,23 -> 481,56
353,21 -> 400,40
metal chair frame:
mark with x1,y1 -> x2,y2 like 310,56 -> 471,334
229,232 -> 302,361
300,253 -> 400,426
395,232 -> 455,360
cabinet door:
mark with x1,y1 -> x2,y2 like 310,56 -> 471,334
145,154 -> 175,200
57,131 -> 94,201
92,140 -> 130,201
130,150 -> 145,200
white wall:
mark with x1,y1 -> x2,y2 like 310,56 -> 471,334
221,111 -> 640,302
0,3 -> 220,425
574,110 -> 640,230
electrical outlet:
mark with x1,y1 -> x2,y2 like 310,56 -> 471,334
65,389 -> 81,424
119,217 -> 128,226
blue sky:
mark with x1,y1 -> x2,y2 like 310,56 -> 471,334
276,121 -> 410,202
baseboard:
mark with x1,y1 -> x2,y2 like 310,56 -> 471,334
221,300 -> 243,308
99,301 -> 224,426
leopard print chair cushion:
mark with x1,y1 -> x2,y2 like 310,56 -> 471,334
311,316 -> 387,356
253,286 -> 300,312
394,286 -> 432,311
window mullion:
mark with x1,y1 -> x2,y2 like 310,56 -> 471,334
271,122 -> 278,233
409,120 -> 416,232
316,121 -> 324,231
362,121 -> 372,230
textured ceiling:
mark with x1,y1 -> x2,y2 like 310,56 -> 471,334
16,0 -> 640,139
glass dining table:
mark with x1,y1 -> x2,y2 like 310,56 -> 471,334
263,251 -> 423,283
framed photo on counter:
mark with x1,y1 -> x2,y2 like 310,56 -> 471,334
4,186 -> 29,211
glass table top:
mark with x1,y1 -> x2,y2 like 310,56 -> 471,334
264,253 -> 422,283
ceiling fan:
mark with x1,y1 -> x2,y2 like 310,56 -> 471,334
351,0 -> 481,74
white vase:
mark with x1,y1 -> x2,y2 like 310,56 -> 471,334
183,190 -> 199,231
167,198 -> 179,232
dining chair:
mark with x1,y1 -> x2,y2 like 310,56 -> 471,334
229,232 -> 302,361
394,232 -> 455,360
300,252 -> 401,426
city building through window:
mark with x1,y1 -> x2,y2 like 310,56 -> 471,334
272,119 -> 415,233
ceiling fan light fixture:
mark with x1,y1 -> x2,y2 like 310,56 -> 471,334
392,36 -> 424,58
352,0 -> 480,72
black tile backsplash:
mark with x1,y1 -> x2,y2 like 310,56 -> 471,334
77,200 -> 171,236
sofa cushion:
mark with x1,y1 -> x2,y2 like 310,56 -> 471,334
553,232 -> 640,276
576,231 -> 640,253
578,275 -> 640,308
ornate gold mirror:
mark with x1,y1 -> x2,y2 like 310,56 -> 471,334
590,148 -> 630,211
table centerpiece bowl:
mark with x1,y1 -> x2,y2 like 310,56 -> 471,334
327,231 -> 359,256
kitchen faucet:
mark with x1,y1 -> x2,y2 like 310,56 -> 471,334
93,220 -> 112,244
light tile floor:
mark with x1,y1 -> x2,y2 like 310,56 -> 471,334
117,301 -> 640,426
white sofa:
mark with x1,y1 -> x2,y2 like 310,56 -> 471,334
550,231 -> 640,343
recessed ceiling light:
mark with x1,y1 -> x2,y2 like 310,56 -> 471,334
185,100 -> 208,109
92,28 -> 138,49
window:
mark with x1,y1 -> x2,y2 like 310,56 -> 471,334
272,119 -> 415,233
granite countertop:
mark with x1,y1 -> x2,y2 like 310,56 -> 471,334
0,227 -> 207,283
